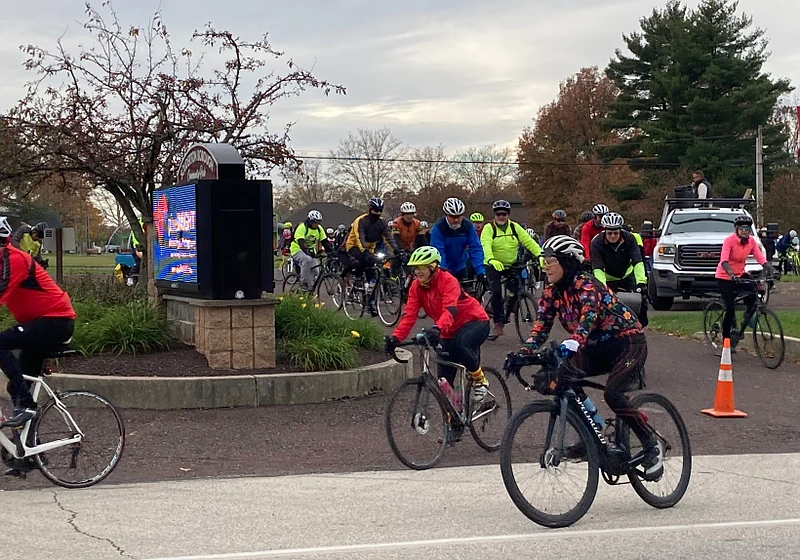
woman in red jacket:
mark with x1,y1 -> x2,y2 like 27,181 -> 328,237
386,246 -> 490,402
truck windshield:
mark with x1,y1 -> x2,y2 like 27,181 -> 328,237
665,214 -> 739,235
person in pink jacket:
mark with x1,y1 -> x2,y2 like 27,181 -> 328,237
715,215 -> 775,342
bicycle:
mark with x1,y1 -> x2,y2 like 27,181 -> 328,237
481,263 -> 538,343
385,329 -> 512,469
0,345 -> 126,488
282,254 -> 343,310
789,246 -> 800,275
703,273 -> 784,369
500,342 -> 691,528
341,252 -> 404,327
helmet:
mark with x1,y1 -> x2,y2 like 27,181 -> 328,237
592,204 -> 609,216
307,210 -> 323,222
407,246 -> 441,267
0,217 -> 11,238
580,211 -> 594,222
443,197 -> 465,216
526,228 -> 536,238
790,230 -> 797,238
420,221 -> 429,228
326,227 -> 334,235
601,212 -> 624,229
31,222 -> 48,237
733,215 -> 753,228
337,224 -> 346,231
400,202 -> 416,214
283,221 -> 292,229
469,212 -> 484,222
542,235 -> 585,263
368,197 -> 384,211
492,200 -> 511,212
793,238 -> 800,247
552,210 -> 567,220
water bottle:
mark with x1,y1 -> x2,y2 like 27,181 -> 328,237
438,378 -> 455,405
366,279 -> 376,294
581,396 -> 604,427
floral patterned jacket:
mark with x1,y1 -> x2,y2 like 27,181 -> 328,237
524,273 -> 642,350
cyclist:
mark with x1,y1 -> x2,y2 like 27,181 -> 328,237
573,210 -> 594,241
0,217 -> 76,429
290,210 -> 332,292
345,198 -> 398,298
776,229 -> 797,275
277,221 -> 293,254
392,202 -> 426,253
470,212 -> 485,237
543,210 -> 571,242
525,227 -> 540,245
481,199 -> 542,338
715,215 -> 774,345
11,222 -> 48,269
385,246 -> 491,402
580,203 -> 609,259
419,221 -> 431,245
429,197 -> 485,283
518,235 -> 663,480
325,227 -> 336,245
590,212 -> 649,327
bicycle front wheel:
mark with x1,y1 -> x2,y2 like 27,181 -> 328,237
513,292 -> 538,343
315,273 -> 343,311
621,392 -> 692,509
376,278 -> 403,327
500,401 -> 599,528
34,391 -> 126,489
466,367 -> 512,451
753,308 -> 785,369
385,378 -> 448,470
341,276 -> 365,320
282,273 -> 301,294
702,299 -> 726,356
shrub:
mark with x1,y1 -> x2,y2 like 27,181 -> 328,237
279,335 -> 359,371
75,300 -> 174,356
61,274 -> 146,305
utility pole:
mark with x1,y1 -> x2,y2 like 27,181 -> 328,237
755,125 -> 764,228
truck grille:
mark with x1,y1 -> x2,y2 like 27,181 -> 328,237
678,244 -> 722,269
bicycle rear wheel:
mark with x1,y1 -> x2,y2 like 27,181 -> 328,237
34,391 -> 125,489
753,308 -> 784,369
621,393 -> 692,509
385,378 -> 448,470
466,367 -> 512,451
513,293 -> 538,343
702,299 -> 726,356
500,401 -> 599,528
376,277 -> 403,327
282,273 -> 301,294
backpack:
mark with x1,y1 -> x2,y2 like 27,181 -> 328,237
489,221 -> 520,240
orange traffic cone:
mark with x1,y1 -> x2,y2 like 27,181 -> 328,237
702,338 -> 747,418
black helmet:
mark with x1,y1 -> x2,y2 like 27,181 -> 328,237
32,222 -> 48,238
734,215 -> 753,228
580,211 -> 594,222
368,197 -> 384,212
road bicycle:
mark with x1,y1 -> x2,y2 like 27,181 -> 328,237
281,254 -> 343,310
482,263 -> 538,343
341,253 -> 404,327
385,329 -> 512,469
703,273 -> 784,369
500,342 -> 691,528
0,345 -> 125,488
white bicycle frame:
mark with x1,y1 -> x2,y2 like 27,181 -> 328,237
0,374 -> 83,460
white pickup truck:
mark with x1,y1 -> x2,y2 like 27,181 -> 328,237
648,197 -> 765,311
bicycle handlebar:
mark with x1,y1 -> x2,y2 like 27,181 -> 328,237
387,329 -> 450,364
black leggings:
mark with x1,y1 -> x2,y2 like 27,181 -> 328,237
437,320 -> 490,385
0,317 -> 74,409
347,247 -> 381,281
566,334 -> 652,445
717,277 -> 756,338
486,268 -> 512,324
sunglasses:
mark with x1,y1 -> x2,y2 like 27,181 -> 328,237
495,212 -> 508,217
543,257 -> 559,266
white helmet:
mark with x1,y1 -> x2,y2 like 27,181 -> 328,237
337,224 -> 346,231
443,197 -> 465,216
400,202 -> 416,214
0,217 -> 11,238
790,230 -> 797,238
542,235 -> 585,263
592,204 -> 609,216
420,221 -> 429,228
307,210 -> 323,222
326,227 -> 334,235
793,238 -> 800,247
526,228 -> 536,238
601,212 -> 624,230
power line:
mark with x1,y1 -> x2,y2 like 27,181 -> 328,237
295,154 -> 680,167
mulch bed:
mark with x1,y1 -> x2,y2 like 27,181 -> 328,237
56,346 -> 389,377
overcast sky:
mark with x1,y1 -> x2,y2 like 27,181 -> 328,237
1,0 -> 797,157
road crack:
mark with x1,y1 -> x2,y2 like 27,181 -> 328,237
51,491 -> 136,558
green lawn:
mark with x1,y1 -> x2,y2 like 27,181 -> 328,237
46,253 -> 117,274
778,275 -> 800,283
649,310 -> 800,339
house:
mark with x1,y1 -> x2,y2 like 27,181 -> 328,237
280,202 -> 362,231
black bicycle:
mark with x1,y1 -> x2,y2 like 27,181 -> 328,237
703,273 -> 784,369
385,329 -> 512,469
341,253 -> 404,326
482,263 -> 538,343
281,254 -> 344,310
500,342 -> 692,528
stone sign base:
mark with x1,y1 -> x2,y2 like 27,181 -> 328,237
164,295 -> 277,370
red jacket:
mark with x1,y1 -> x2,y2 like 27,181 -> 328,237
580,221 -> 604,259
0,245 -> 76,324
642,237 -> 658,257
393,269 -> 488,340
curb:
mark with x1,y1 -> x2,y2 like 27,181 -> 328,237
1,350 -> 415,410
692,332 -> 800,362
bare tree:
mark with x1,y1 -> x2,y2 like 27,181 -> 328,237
279,159 -> 335,206
401,144 -> 452,192
451,144 -> 516,196
92,189 -> 129,230
329,127 -> 405,200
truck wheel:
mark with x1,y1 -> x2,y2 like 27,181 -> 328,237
648,282 -> 674,311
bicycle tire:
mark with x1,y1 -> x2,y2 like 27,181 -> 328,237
702,299 -> 726,356
282,273 -> 301,294
623,393 -> 692,509
341,276 -> 365,320
34,391 -> 125,489
376,277 -> 403,327
465,367 -> 512,451
513,292 -> 538,344
500,401 -> 600,528
385,378 -> 448,470
314,273 -> 343,310
753,308 -> 785,369
281,258 -> 294,279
